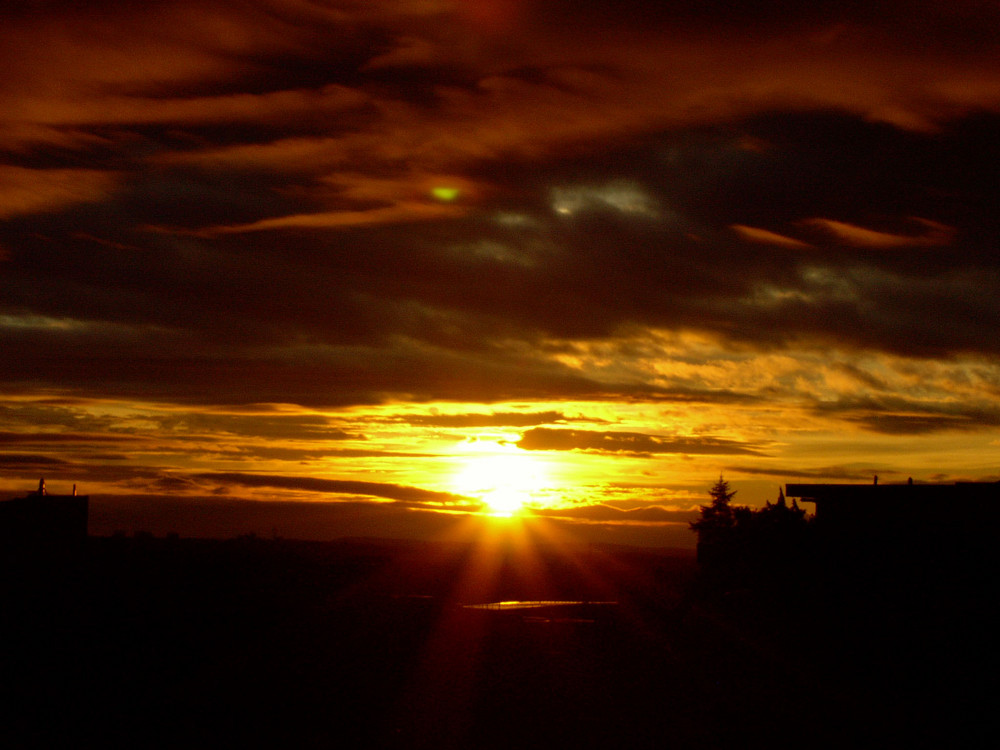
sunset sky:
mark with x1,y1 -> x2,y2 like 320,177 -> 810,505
3,1 -> 1000,546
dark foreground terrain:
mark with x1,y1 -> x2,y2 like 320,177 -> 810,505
1,535 -> 992,748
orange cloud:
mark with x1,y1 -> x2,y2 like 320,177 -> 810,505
10,85 -> 368,129
4,2 -> 1000,160
197,200 -> 468,235
0,2 -> 352,150
804,218 -> 955,248
362,36 -> 445,70
731,225 -> 812,249
0,166 -> 119,219
176,169 -> 485,234
155,33 -> 1000,211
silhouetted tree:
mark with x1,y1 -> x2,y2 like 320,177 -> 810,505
756,488 -> 806,527
742,488 -> 810,578
691,476 -> 736,531
692,481 -> 814,584
691,476 -> 739,565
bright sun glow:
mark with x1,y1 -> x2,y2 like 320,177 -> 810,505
450,441 -> 550,517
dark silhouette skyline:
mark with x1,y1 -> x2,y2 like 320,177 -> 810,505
4,476 -> 991,748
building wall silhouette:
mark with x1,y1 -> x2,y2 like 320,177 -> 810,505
0,480 -> 89,551
786,480 -> 999,577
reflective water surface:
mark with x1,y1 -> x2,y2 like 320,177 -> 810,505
462,600 -> 618,611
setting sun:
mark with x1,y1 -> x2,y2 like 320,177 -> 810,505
479,486 -> 526,517
449,441 -> 550,517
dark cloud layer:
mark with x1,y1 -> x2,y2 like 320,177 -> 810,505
726,465 -> 889,482
196,471 -> 475,508
516,428 -> 765,456
0,454 -> 70,468
0,431 -> 139,444
5,107 -> 1000,408
813,395 -> 1000,435
396,411 -> 569,428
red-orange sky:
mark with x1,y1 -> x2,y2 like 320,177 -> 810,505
3,1 -> 1000,546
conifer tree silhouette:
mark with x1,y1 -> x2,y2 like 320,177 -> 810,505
691,475 -> 738,565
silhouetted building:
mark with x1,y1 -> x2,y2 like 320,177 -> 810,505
0,478 -> 89,549
786,480 -> 999,572
786,480 -> 999,528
